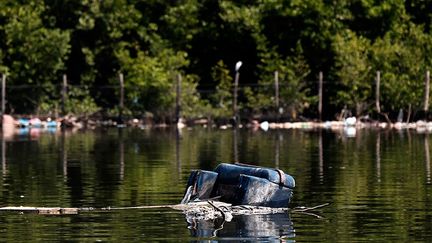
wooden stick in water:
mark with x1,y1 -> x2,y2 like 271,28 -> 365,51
0,202 -> 329,216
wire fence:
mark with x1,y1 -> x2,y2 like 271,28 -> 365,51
1,70 -> 431,121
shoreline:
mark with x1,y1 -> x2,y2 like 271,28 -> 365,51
3,114 -> 432,133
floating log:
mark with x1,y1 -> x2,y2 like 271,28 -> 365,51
0,206 -> 78,215
0,202 -> 328,219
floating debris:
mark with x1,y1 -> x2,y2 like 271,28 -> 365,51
0,206 -> 78,215
182,163 -> 295,208
0,202 -> 328,218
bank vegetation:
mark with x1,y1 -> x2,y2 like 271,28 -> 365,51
1,1 -> 432,123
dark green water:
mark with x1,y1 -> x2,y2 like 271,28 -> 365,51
0,127 -> 431,242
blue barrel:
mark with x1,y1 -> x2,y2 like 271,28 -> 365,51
184,170 -> 218,201
236,174 -> 293,207
182,163 -> 295,207
214,163 -> 295,189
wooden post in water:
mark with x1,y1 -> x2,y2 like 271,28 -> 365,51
176,74 -> 182,123
318,71 -> 323,121
1,74 -> 6,115
61,74 -> 67,116
424,70 -> 430,118
119,73 -> 124,123
375,71 -> 381,113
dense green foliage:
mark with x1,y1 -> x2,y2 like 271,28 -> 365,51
0,0 -> 432,120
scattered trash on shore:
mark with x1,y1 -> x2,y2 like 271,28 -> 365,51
3,114 -> 432,135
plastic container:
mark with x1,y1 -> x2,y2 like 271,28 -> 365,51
183,163 -> 295,207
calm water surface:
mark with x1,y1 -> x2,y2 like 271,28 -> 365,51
0,127 -> 431,242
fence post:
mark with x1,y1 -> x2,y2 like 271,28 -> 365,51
318,71 -> 323,121
274,71 -> 279,110
233,62 -> 242,125
233,72 -> 239,123
375,71 -> 381,113
1,74 -> 6,115
176,74 -> 182,123
119,73 -> 124,123
62,74 -> 67,116
424,70 -> 430,116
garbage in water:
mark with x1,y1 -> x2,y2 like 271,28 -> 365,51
181,163 -> 295,208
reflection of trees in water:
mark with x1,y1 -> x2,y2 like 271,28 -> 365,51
187,213 -> 295,240
119,129 -> 124,181
233,128 -> 238,163
2,138 -> 6,178
425,135 -> 431,185
176,128 -> 181,175
319,131 -> 324,183
376,132 -> 381,183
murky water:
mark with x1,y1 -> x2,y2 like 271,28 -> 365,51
0,127 -> 431,241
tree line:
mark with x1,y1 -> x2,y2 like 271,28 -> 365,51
0,0 -> 431,122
